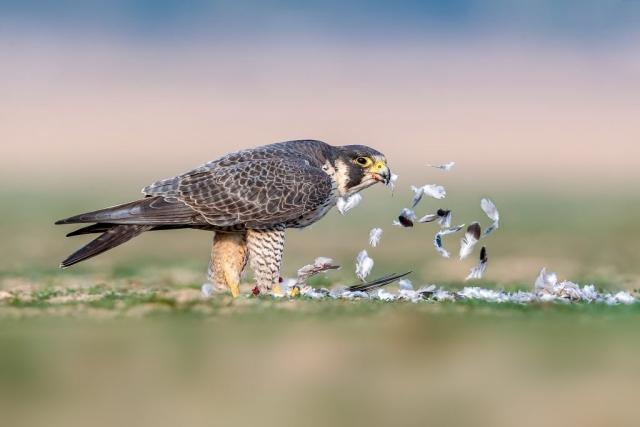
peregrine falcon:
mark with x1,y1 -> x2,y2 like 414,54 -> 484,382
56,140 -> 391,297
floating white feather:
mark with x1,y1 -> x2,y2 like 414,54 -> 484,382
389,173 -> 399,195
369,228 -> 383,247
356,249 -> 368,265
422,184 -> 447,199
410,186 -> 425,208
355,250 -> 374,281
480,198 -> 500,236
426,162 -> 455,170
336,193 -> 363,215
433,224 -> 465,258
411,184 -> 446,207
480,198 -> 499,221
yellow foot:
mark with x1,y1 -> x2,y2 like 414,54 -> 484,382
272,284 -> 284,296
290,286 -> 300,297
229,283 -> 240,298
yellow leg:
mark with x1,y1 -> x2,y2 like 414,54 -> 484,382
210,232 -> 249,299
271,284 -> 284,296
225,270 -> 240,298
229,283 -> 240,298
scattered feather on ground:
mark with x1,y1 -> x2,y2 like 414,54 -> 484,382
282,268 -> 636,305
348,271 -> 412,293
532,268 -> 634,304
201,283 -> 215,298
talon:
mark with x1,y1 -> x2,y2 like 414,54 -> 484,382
272,284 -> 284,295
290,286 -> 300,297
229,282 -> 240,298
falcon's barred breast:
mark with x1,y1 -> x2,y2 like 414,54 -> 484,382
56,140 -> 392,297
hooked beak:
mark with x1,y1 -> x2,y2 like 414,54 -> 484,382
371,160 -> 391,185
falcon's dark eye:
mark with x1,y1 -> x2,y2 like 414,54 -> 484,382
355,157 -> 372,167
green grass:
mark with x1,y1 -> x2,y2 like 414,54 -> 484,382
1,280 -> 639,320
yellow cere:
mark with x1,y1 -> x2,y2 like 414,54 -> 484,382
372,160 -> 387,171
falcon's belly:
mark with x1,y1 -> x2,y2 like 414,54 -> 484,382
286,188 -> 339,229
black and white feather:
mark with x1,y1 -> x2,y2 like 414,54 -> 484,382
395,208 -> 417,228
418,208 -> 451,228
433,224 -> 465,258
459,222 -> 482,260
465,246 -> 488,280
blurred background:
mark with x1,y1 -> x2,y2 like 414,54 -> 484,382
1,1 -> 640,426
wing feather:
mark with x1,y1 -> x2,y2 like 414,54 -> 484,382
147,158 -> 333,229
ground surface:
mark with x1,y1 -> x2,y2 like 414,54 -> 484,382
1,187 -> 640,426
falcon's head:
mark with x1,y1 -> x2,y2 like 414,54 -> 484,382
332,145 -> 391,197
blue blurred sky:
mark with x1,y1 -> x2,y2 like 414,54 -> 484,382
1,0 -> 639,45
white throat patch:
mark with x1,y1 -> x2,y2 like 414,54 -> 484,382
332,159 -> 352,196
324,159 -> 376,198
